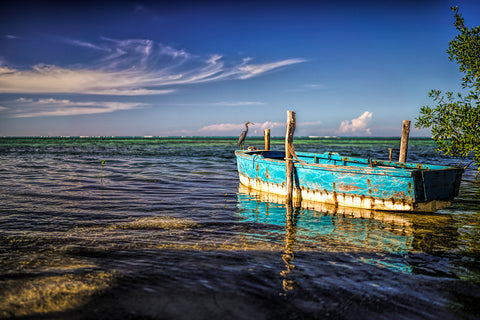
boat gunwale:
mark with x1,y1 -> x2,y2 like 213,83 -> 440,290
235,150 -> 463,178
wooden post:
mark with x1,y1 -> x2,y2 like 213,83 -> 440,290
264,129 -> 271,151
388,148 -> 393,161
399,120 -> 411,163
285,111 -> 296,203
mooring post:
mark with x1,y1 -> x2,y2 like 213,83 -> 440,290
285,111 -> 296,203
264,128 -> 271,151
399,120 -> 411,163
388,148 -> 393,161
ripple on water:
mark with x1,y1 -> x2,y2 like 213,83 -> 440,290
0,137 -> 479,319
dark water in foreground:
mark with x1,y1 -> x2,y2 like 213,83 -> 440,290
0,137 -> 479,320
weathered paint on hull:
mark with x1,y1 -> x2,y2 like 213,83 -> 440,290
239,173 -> 451,212
235,150 -> 462,212
238,184 -> 412,228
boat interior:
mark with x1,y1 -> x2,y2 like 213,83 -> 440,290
241,150 -> 450,171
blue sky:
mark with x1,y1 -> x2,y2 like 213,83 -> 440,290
0,0 -> 479,137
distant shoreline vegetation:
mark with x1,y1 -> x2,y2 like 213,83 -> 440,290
0,136 -> 434,139
1,136 -> 476,172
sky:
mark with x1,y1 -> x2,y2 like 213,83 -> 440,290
0,0 -> 479,137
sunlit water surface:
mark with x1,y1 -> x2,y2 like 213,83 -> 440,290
0,137 -> 479,319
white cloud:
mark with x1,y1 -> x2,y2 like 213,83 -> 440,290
165,101 -> 265,107
11,98 -> 147,118
305,84 -> 325,89
199,123 -> 243,133
254,121 -> 285,134
252,120 -> 322,136
0,38 -> 306,96
237,58 -> 306,79
64,39 -> 111,52
207,54 -> 223,64
0,65 -> 175,96
214,101 -> 265,107
199,121 -> 280,135
199,120 -> 321,136
0,105 -> 7,111
290,83 -> 326,92
83,88 -> 175,96
15,98 -> 33,103
339,111 -> 373,135
300,121 -> 323,127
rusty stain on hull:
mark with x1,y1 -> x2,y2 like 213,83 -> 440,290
337,183 -> 360,192
235,150 -> 462,213
239,174 -> 452,212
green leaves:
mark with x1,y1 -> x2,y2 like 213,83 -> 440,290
447,6 -> 480,91
416,89 -> 479,172
416,7 -> 480,178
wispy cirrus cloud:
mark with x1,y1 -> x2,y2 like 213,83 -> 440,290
162,101 -> 265,107
0,65 -> 175,96
237,58 -> 306,79
9,97 -> 147,118
0,38 -> 305,96
213,101 -> 265,107
63,39 -> 111,52
290,83 -> 326,92
339,111 -> 373,135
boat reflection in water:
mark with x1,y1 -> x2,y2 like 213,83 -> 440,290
236,184 -> 470,293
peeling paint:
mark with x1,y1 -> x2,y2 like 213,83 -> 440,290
239,174 -> 423,211
392,191 -> 406,198
337,183 -> 360,192
235,150 -> 462,212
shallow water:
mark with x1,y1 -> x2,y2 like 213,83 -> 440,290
0,137 -> 479,319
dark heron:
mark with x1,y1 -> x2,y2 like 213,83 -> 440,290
237,121 -> 254,149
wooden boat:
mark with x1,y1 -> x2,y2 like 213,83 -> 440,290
235,150 -> 463,212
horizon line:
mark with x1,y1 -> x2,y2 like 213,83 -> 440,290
0,135 -> 432,139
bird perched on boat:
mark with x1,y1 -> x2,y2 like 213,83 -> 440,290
237,121 -> 254,149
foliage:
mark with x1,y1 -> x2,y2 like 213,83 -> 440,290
416,6 -> 480,177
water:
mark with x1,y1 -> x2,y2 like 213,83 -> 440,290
0,137 -> 479,320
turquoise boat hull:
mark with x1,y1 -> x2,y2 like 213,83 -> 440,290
235,150 -> 463,212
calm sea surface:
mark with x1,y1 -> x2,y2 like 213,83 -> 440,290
0,137 -> 479,320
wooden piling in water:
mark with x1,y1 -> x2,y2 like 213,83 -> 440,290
264,129 -> 271,151
285,111 -> 296,203
399,120 -> 411,163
